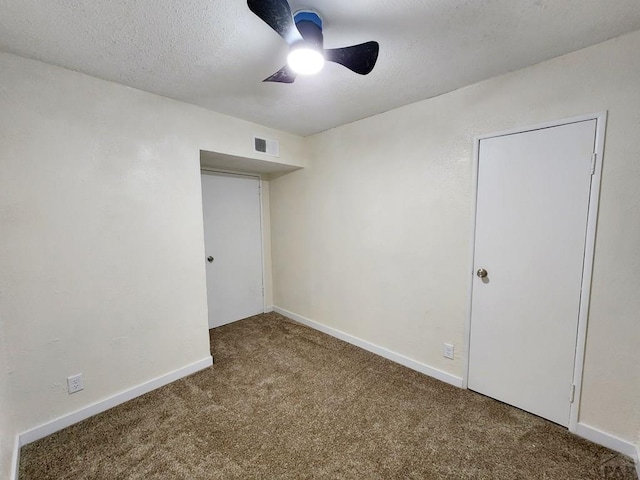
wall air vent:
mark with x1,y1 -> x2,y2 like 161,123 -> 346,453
254,136 -> 280,157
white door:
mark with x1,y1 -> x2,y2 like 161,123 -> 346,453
201,172 -> 264,328
468,120 -> 597,426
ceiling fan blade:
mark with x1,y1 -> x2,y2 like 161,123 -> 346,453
247,0 -> 303,45
325,41 -> 380,75
263,65 -> 297,83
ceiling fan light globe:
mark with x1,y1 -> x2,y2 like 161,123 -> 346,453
287,48 -> 325,75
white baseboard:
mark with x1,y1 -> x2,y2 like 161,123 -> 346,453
575,423 -> 639,459
18,356 -> 212,448
636,445 -> 640,479
273,306 -> 463,388
264,305 -> 274,313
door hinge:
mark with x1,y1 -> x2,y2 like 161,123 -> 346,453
569,384 -> 576,403
590,153 -> 597,175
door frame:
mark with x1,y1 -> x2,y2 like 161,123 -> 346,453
200,167 -> 267,315
462,112 -> 607,433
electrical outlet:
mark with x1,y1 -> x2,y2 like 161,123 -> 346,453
443,343 -> 454,360
67,374 -> 84,394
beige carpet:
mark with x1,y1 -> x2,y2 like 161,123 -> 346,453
20,312 -> 636,479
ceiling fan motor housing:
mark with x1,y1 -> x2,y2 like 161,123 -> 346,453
293,11 -> 324,50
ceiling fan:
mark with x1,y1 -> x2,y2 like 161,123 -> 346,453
247,0 -> 380,83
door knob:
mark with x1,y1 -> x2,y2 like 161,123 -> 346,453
207,256 -> 214,263
476,268 -> 488,278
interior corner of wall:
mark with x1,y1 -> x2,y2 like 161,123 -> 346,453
9,434 -> 20,480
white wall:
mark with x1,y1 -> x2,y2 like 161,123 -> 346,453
0,53 -> 306,478
0,331 -> 9,477
270,30 -> 640,446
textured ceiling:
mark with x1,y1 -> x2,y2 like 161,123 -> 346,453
1,0 -> 640,136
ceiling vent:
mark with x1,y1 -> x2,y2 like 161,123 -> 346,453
254,136 -> 280,157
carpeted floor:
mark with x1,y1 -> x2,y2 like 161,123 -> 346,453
20,312 -> 636,479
